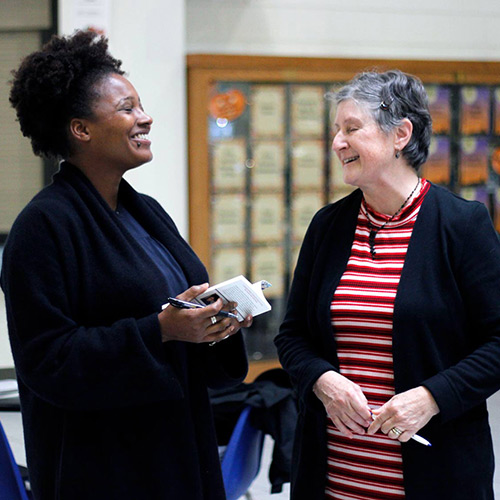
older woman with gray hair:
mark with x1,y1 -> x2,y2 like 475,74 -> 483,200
275,70 -> 500,499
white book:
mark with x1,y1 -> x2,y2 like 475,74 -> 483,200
194,275 -> 272,321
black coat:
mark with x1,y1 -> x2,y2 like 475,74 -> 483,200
275,184 -> 500,500
1,163 -> 248,500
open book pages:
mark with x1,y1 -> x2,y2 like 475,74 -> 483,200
194,275 -> 272,321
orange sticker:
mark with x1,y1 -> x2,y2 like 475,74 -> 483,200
209,89 -> 247,121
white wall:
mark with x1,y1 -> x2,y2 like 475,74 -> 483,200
59,0 -> 188,235
186,0 -> 500,61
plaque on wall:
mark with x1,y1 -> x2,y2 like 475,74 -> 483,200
251,193 -> 285,243
426,85 -> 451,134
251,140 -> 286,191
291,85 -> 325,137
212,194 -> 246,244
212,138 -> 247,190
460,86 -> 490,135
250,85 -> 286,138
250,246 -> 284,298
291,192 -> 323,242
422,137 -> 451,184
211,247 -> 246,285
291,140 -> 324,190
459,137 -> 489,185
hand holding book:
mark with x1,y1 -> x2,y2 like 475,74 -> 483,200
193,275 -> 272,322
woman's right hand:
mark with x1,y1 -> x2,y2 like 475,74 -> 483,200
313,370 -> 372,438
158,283 -> 245,344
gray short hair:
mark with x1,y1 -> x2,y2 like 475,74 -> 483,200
330,70 -> 432,172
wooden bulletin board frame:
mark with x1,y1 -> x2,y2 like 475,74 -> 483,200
187,54 -> 500,265
187,54 -> 500,380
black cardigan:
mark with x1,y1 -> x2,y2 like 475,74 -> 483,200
1,163 -> 248,500
275,183 -> 500,500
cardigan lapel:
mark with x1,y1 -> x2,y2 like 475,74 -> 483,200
57,162 -> 207,288
117,178 -> 208,286
314,190 -> 363,360
391,183 -> 437,391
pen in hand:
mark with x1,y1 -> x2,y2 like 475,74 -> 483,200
165,297 -> 238,320
370,411 -> 432,447
408,433 -> 432,447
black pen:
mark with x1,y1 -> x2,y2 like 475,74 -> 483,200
166,297 -> 238,319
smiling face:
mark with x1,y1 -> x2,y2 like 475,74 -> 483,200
332,99 -> 397,190
84,73 -> 153,173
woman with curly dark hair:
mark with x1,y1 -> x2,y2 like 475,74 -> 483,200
1,30 -> 252,500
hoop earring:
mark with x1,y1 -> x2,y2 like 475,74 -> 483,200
395,150 -> 401,159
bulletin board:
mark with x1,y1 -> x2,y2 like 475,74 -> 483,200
187,55 -> 500,379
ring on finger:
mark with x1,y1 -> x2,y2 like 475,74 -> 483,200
210,316 -> 217,325
390,427 -> 402,436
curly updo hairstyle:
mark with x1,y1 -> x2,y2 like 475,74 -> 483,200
9,30 -> 124,160
331,70 -> 432,172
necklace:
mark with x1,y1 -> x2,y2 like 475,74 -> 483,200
366,178 -> 420,259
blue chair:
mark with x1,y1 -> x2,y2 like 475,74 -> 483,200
0,419 -> 30,500
221,405 -> 265,500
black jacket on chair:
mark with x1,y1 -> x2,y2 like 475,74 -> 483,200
210,368 -> 297,493
275,184 -> 500,500
1,163 -> 248,500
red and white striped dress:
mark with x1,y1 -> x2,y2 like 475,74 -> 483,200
325,180 -> 430,500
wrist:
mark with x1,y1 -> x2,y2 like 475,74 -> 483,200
313,370 -> 337,396
158,311 -> 174,342
420,386 -> 440,416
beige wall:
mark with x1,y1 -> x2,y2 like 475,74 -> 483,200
186,0 -> 500,60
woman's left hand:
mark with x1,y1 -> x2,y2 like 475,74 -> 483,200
158,284 -> 253,344
367,386 -> 440,442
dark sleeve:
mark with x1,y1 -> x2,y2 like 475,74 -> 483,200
1,206 -> 184,411
132,195 -> 249,389
274,208 -> 338,408
199,332 -> 248,389
422,203 -> 500,422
